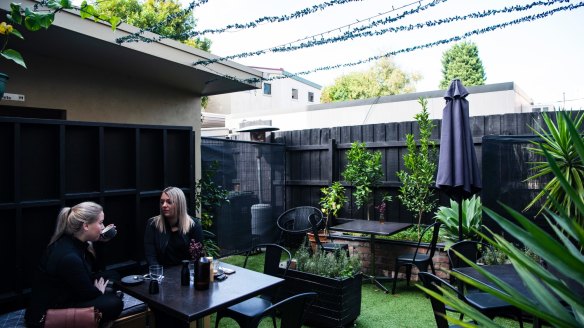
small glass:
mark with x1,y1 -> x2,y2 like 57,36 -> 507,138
149,264 -> 163,282
215,259 -> 224,276
189,261 -> 195,282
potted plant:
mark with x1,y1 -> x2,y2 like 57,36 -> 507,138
434,194 -> 482,242
397,97 -> 438,238
342,141 -> 383,220
318,181 -> 348,231
279,242 -> 362,327
375,193 -> 392,223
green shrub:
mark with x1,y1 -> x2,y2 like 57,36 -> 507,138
294,242 -> 361,279
434,195 -> 482,241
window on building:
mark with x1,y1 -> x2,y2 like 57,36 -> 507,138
263,83 -> 272,95
308,92 -> 314,102
292,88 -> 298,100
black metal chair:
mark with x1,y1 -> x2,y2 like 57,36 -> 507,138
391,221 -> 442,294
276,206 -> 321,247
308,213 -> 349,255
246,292 -> 317,328
214,244 -> 292,328
418,272 -> 465,328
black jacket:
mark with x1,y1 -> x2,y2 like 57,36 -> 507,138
143,216 -> 203,267
25,234 -> 103,325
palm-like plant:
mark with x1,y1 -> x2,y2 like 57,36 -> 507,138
434,195 -> 482,241
524,111 -> 584,226
419,111 -> 584,327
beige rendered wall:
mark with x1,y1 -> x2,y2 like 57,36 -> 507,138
226,84 -> 532,132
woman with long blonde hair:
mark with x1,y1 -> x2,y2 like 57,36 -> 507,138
144,187 -> 203,266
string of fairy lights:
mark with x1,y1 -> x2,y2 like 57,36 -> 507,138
115,0 -> 367,44
192,0 -> 568,67
109,0 -> 582,85
209,1 -> 583,85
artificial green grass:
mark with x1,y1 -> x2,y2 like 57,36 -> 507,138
215,253 -> 530,328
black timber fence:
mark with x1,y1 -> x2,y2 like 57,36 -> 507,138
273,111 -> 573,226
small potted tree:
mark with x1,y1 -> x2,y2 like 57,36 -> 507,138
342,142 -> 383,220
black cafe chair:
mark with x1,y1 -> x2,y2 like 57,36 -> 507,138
391,221 -> 441,294
246,292 -> 317,328
308,213 -> 349,255
215,244 -> 291,328
276,206 -> 322,247
418,272 -> 465,328
392,221 -> 442,294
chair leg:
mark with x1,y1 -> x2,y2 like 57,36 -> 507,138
405,265 -> 412,286
430,260 -> 436,275
271,314 -> 277,328
392,260 -> 400,294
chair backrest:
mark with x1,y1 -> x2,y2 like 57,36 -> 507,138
418,272 -> 461,328
277,206 -> 323,234
248,292 -> 317,328
413,221 -> 442,261
244,243 -> 292,277
448,240 -> 493,269
308,213 -> 325,251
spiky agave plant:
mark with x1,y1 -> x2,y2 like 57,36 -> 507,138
524,111 -> 584,226
419,111 -> 584,328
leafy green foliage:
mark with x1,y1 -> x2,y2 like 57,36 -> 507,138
194,161 -> 230,229
397,98 -> 437,236
294,242 -> 361,279
435,195 -> 482,241
524,111 -> 584,226
426,111 -> 584,327
96,0 -> 211,51
439,41 -> 486,89
321,57 -> 421,103
342,142 -> 383,213
2,1 -> 119,68
319,181 -> 348,222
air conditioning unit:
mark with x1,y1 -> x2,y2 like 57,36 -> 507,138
532,104 -> 554,112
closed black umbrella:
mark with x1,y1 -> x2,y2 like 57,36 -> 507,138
436,79 -> 482,241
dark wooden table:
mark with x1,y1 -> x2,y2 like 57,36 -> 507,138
115,263 -> 283,328
453,264 -> 532,298
330,220 -> 412,293
454,264 -> 539,327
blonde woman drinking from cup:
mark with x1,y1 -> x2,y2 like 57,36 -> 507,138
144,187 -> 203,267
25,202 -> 123,327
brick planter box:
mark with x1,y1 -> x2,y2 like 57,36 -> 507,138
330,234 -> 450,281
279,268 -> 362,328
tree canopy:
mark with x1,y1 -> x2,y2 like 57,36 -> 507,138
439,41 -> 486,89
320,57 -> 421,103
97,0 -> 211,51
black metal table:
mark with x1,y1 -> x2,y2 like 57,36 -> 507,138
115,263 -> 283,328
330,220 -> 412,293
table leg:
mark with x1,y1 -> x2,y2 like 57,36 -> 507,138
362,234 -> 391,293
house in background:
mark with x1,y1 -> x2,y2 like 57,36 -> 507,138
221,81 -> 534,135
203,67 -> 322,134
0,0 -> 263,166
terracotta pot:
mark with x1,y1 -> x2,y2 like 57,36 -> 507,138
306,232 -> 329,252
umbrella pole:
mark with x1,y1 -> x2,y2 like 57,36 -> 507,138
457,192 -> 464,241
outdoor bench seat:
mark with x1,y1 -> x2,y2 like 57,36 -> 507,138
0,293 -> 150,328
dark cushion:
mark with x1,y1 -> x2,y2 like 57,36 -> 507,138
0,294 -> 146,327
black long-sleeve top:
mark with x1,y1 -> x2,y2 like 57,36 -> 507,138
143,216 -> 203,267
25,234 -> 102,325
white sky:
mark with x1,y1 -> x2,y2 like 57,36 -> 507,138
190,0 -> 584,109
